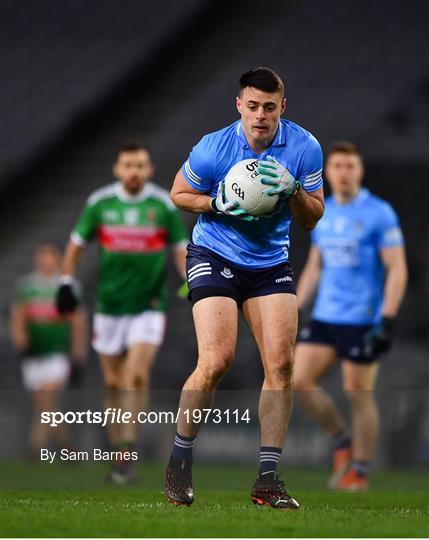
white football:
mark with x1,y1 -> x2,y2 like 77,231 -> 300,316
224,159 -> 279,216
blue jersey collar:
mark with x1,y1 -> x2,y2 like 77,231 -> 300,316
235,120 -> 286,149
332,187 -> 370,207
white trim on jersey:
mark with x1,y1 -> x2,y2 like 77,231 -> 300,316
303,168 -> 323,189
71,231 -> 86,246
87,182 -> 118,206
185,160 -> 202,184
144,183 -> 176,210
173,239 -> 189,251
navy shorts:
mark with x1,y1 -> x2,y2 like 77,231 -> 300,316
298,319 -> 378,363
186,243 -> 296,307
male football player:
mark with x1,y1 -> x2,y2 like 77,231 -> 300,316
56,145 -> 188,484
10,244 -> 87,458
294,142 -> 407,491
165,67 -> 325,508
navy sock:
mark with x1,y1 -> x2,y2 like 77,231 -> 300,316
332,429 -> 352,450
351,460 -> 370,477
171,433 -> 196,462
259,446 -> 282,476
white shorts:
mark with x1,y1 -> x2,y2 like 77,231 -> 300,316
21,354 -> 70,391
93,310 -> 166,356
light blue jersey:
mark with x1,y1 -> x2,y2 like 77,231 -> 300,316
182,119 -> 323,268
312,188 -> 404,325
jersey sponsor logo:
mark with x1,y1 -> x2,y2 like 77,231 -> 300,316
220,267 -> 234,279
319,237 -> 359,267
124,208 -> 140,226
231,183 -> 244,200
98,225 -> 168,253
24,302 -> 62,321
275,275 -> 292,283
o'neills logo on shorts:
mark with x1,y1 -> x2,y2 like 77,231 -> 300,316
275,276 -> 292,283
98,225 -> 168,253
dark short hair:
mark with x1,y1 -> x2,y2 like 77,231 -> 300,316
116,143 -> 149,159
327,141 -> 362,159
239,67 -> 284,96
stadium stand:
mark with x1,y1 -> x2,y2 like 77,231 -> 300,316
0,0 -> 208,189
0,0 -> 427,465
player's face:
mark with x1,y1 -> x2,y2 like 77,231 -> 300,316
325,153 -> 364,196
113,150 -> 154,194
34,246 -> 61,275
236,87 -> 285,151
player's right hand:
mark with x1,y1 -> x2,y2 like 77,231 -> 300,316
363,316 -> 394,356
210,182 -> 258,221
56,279 -> 79,314
259,156 -> 299,198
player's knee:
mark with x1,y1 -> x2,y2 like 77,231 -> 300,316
120,369 -> 150,391
265,358 -> 294,387
105,377 -> 120,391
344,385 -> 374,400
198,354 -> 233,384
293,373 -> 315,392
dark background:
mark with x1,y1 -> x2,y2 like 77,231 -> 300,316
0,0 -> 428,467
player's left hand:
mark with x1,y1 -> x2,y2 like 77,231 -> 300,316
177,281 -> 189,299
363,316 -> 394,356
211,182 -> 258,221
259,156 -> 300,198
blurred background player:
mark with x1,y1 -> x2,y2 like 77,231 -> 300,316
10,244 -> 87,459
165,67 -> 325,508
56,144 -> 188,484
294,142 -> 408,491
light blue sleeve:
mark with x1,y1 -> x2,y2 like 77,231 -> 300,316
298,136 -> 324,192
181,135 -> 216,193
375,202 -> 404,249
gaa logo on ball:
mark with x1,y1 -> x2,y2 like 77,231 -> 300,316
224,159 -> 279,216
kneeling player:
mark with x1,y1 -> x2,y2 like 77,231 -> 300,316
294,142 -> 408,490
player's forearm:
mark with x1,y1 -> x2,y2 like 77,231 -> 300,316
61,242 -> 84,277
170,191 -> 212,214
289,189 -> 324,230
174,247 -> 187,278
382,262 -> 408,318
70,310 -> 87,360
10,306 -> 28,350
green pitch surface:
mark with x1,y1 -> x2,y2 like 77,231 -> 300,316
1,462 -> 428,537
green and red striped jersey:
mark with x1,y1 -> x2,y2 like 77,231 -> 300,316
71,182 -> 188,315
14,273 -> 73,356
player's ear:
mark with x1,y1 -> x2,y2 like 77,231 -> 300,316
112,162 -> 119,179
280,97 -> 286,114
236,96 -> 242,114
